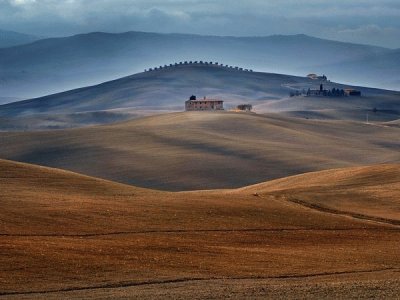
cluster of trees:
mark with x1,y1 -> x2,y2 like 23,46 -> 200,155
237,104 -> 253,111
311,87 -> 346,97
290,88 -> 347,97
289,90 -> 303,97
144,61 -> 253,72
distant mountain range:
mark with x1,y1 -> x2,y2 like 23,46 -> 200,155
0,31 -> 398,101
0,29 -> 41,48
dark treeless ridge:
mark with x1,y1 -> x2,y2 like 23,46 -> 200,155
0,159 -> 400,299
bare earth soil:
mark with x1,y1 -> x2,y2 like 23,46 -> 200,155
0,159 -> 400,299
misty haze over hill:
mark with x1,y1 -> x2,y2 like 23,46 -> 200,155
0,31 -> 399,101
1,63 -> 399,131
0,29 -> 41,48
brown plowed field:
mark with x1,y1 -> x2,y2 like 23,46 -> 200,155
1,160 -> 399,298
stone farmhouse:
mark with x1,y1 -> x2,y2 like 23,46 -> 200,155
185,95 -> 224,111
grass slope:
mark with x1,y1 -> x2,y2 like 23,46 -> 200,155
0,65 -> 313,116
1,64 -> 398,130
0,159 -> 399,298
240,164 -> 400,222
0,111 -> 399,190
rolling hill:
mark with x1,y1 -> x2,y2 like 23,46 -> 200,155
0,111 -> 399,191
0,31 -> 398,100
240,164 -> 400,223
1,159 -> 399,298
386,118 -> 400,128
320,49 -> 400,91
0,29 -> 41,48
1,64 -> 399,130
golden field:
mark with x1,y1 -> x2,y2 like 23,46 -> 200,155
1,159 -> 399,299
0,111 -> 399,191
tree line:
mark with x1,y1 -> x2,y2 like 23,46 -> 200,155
145,61 -> 253,72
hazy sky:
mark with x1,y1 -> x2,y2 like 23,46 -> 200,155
1,0 -> 400,48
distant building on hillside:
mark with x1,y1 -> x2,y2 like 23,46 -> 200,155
307,73 -> 328,81
185,95 -> 224,111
